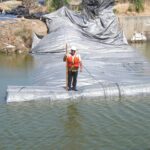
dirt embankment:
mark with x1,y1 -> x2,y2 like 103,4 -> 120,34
0,1 -> 48,53
0,18 -> 47,53
0,1 -> 21,11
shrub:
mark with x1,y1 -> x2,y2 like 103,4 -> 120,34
46,0 -> 69,12
128,3 -> 135,12
131,0 -> 144,13
113,8 -> 119,14
52,0 -> 68,9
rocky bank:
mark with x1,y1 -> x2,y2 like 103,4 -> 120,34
0,0 -> 48,54
0,18 -> 47,53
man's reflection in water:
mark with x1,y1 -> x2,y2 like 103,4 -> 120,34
64,103 -> 84,150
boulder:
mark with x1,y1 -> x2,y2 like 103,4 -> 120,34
0,44 -> 16,53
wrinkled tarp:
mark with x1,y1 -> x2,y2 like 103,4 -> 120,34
6,0 -> 150,103
31,0 -> 127,53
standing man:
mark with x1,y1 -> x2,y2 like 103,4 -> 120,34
63,46 -> 83,91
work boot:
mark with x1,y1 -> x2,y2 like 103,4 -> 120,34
68,87 -> 72,91
72,87 -> 78,91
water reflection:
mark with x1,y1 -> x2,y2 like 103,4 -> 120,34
65,104 -> 81,132
130,42 -> 150,61
0,53 -> 34,101
0,53 -> 34,70
64,103 -> 83,149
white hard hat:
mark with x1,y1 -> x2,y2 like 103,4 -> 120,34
71,46 -> 77,51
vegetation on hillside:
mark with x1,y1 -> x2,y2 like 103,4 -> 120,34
17,0 -> 145,13
46,0 -> 69,12
52,0 -> 68,9
47,0 -> 144,13
114,0 -> 145,14
126,0 -> 144,13
132,0 -> 144,12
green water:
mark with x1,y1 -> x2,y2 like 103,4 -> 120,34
0,54 -> 34,102
0,43 -> 150,149
0,100 -> 150,150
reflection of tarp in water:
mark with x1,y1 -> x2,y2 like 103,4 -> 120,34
6,0 -> 150,103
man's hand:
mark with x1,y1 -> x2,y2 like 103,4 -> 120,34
63,55 -> 67,62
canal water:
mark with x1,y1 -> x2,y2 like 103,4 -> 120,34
0,43 -> 150,149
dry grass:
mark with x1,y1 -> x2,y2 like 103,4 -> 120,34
114,3 -> 130,14
15,26 -> 32,48
0,1 -> 21,11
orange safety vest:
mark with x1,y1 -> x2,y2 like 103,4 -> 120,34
67,54 -> 80,69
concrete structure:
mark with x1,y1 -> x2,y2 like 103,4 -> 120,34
118,16 -> 150,41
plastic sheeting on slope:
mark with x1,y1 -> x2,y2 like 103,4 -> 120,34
31,0 -> 127,53
6,0 -> 150,103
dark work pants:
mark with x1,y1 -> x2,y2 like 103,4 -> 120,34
68,70 -> 78,89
